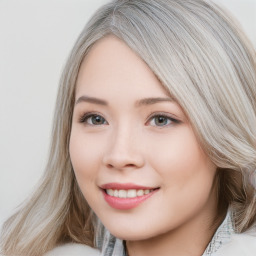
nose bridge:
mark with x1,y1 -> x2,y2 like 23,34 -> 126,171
103,120 -> 144,169
115,121 -> 134,147
110,121 -> 137,157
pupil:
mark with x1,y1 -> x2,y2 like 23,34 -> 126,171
156,116 -> 167,125
92,115 -> 104,124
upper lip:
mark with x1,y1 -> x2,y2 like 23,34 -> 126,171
100,183 -> 158,190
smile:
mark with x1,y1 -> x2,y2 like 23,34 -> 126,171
106,189 -> 154,198
101,183 -> 159,210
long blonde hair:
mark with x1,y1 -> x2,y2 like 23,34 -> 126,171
1,0 -> 256,255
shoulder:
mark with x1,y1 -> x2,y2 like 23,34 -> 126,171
44,243 -> 100,256
216,232 -> 256,256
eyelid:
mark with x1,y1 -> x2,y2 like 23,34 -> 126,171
77,111 -> 181,126
146,112 -> 181,126
78,111 -> 108,125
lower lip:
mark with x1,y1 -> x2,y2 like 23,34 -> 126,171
102,189 -> 159,210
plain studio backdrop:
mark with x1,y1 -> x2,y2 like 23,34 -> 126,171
0,0 -> 255,229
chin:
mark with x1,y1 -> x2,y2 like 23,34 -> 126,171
102,220 -> 166,241
110,229 -> 152,241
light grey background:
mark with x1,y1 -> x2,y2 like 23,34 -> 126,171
0,0 -> 255,229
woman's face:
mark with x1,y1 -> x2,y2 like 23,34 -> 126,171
70,36 -> 218,240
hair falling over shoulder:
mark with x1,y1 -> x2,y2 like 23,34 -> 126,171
1,0 -> 256,255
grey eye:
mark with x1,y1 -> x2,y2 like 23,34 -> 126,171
90,115 -> 106,125
150,116 -> 171,126
80,114 -> 107,125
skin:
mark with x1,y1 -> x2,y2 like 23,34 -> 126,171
70,36 -> 219,256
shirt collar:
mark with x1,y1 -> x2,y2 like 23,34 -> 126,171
203,211 -> 234,255
98,211 -> 234,256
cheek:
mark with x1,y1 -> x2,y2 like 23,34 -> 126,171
69,131 -> 102,188
69,130 -> 107,212
136,127 -> 218,235
147,126 -> 216,191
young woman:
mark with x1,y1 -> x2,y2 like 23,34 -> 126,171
1,0 -> 256,255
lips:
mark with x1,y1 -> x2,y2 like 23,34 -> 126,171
101,183 -> 156,190
100,183 -> 159,210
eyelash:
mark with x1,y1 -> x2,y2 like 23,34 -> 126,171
78,112 -> 181,127
146,112 -> 181,127
79,112 -> 108,125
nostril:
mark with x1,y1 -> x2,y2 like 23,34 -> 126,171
126,164 -> 136,167
106,163 -> 136,169
103,151 -> 145,169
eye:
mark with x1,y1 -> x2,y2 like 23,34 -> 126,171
147,114 -> 180,127
79,113 -> 108,125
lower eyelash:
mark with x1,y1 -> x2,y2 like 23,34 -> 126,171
78,112 -> 180,125
148,113 -> 181,125
78,112 -> 107,126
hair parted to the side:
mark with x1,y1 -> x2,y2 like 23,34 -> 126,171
1,0 -> 256,255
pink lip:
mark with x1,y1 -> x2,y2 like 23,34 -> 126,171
101,183 -> 159,210
100,183 -> 156,190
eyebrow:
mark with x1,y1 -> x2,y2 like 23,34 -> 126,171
135,97 -> 174,107
75,96 -> 108,105
75,95 -> 174,106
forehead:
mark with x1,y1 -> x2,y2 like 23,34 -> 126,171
75,35 -> 170,99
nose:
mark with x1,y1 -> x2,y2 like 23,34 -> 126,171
102,126 -> 145,170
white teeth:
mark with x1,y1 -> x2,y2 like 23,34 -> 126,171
114,190 -> 119,197
127,189 -> 137,198
106,189 -> 154,198
137,189 -> 144,196
144,189 -> 150,195
119,190 -> 126,198
108,189 -> 114,196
